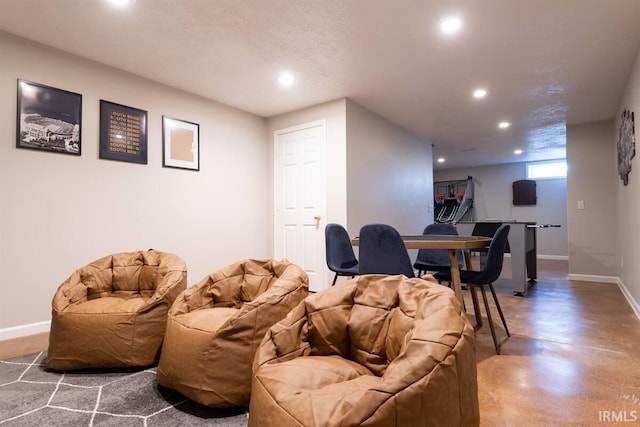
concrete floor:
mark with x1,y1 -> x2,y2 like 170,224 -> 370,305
2,258 -> 639,426
471,258 -> 640,426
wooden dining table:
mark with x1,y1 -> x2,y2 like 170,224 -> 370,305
352,234 -> 492,305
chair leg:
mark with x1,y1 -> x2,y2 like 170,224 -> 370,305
479,252 -> 487,269
332,273 -> 338,286
488,282 -> 510,337
478,285 -> 501,355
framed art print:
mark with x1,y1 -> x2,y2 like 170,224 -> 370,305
16,79 -> 82,155
617,109 -> 635,186
162,116 -> 200,171
99,100 -> 148,164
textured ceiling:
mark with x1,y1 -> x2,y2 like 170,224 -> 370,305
1,0 -> 640,170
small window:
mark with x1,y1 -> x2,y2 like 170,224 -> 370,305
526,160 -> 567,180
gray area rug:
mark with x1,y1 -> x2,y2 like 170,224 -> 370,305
0,352 -> 249,426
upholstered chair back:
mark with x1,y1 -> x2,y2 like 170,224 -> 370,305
47,250 -> 187,370
250,274 -> 479,426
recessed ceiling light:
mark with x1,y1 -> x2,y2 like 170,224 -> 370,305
440,16 -> 462,35
498,121 -> 511,129
437,158 -> 446,163
278,72 -> 295,87
514,149 -> 523,155
107,0 -> 131,7
473,88 -> 487,99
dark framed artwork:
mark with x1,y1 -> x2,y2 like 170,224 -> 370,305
513,179 -> 537,205
16,79 -> 82,155
99,100 -> 148,164
617,109 -> 635,186
162,116 -> 200,171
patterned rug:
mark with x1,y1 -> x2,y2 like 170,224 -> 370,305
0,352 -> 249,426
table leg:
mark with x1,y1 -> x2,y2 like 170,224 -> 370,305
448,249 -> 464,305
470,286 -> 483,330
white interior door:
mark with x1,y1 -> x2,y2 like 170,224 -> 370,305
274,121 -> 327,292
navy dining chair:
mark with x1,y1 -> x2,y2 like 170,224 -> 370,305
434,224 -> 511,354
358,224 -> 415,277
325,223 -> 359,286
413,223 -> 464,276
471,222 -> 509,268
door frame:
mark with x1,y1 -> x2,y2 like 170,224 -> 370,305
273,120 -> 327,290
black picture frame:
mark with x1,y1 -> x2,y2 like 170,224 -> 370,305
162,116 -> 200,171
99,100 -> 148,164
16,79 -> 82,156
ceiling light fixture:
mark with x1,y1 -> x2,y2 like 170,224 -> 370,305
437,158 -> 446,163
278,72 -> 295,87
440,16 -> 462,35
473,88 -> 487,99
514,149 -> 523,155
498,121 -> 511,129
108,0 -> 131,7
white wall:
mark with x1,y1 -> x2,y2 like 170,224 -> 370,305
435,163 -> 569,258
346,99 -> 433,236
615,42 -> 640,314
566,121 -> 617,276
0,32 -> 268,334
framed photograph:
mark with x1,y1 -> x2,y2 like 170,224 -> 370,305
99,100 -> 148,164
16,79 -> 82,155
162,116 -> 200,171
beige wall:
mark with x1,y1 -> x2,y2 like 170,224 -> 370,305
6,26 -> 636,337
345,99 -> 433,236
435,163 -> 569,258
615,43 -> 640,313
0,33 -> 269,336
266,98 -> 433,273
566,120 -> 617,276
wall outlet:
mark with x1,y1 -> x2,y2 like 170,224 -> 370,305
577,200 -> 585,210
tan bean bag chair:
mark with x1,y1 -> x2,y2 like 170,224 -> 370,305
46,250 -> 187,371
249,274 -> 479,427
156,258 -> 309,408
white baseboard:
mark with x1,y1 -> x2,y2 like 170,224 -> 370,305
568,273 -> 618,284
537,255 -> 569,260
569,274 -> 640,321
616,278 -> 640,320
500,254 -> 569,260
0,320 -> 50,341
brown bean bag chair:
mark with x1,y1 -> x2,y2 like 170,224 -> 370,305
156,258 -> 309,408
249,274 -> 479,427
46,250 -> 187,371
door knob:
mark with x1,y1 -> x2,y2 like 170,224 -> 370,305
314,215 -> 321,221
